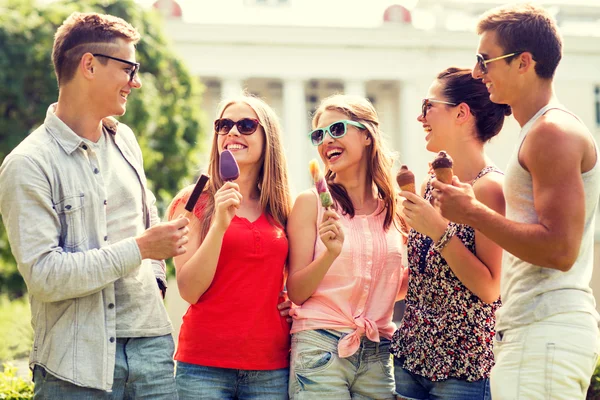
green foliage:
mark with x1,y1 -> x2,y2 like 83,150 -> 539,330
0,296 -> 32,363
0,0 -> 205,288
588,359 -> 600,400
0,363 -> 33,400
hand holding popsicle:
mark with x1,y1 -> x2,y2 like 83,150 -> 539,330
212,150 -> 242,232
309,159 -> 334,208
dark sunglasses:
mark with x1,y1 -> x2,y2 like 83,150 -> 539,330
93,54 -> 140,82
214,118 -> 260,135
308,119 -> 367,146
421,98 -> 457,119
476,52 -> 523,75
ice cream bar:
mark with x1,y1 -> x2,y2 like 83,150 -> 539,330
184,174 -> 210,212
219,150 -> 240,182
431,151 -> 454,184
396,165 -> 416,194
309,159 -> 333,208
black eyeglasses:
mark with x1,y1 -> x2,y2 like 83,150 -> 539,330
308,119 -> 366,146
93,54 -> 140,82
421,98 -> 457,119
476,52 -> 523,75
214,118 -> 261,135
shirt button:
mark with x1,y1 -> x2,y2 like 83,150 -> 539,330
94,168 -> 99,174
108,303 -> 114,309
109,337 -> 115,343
104,200 -> 107,205
104,236 -> 108,241
82,145 -> 88,150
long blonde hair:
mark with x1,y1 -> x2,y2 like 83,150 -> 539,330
199,94 -> 292,240
312,94 -> 398,231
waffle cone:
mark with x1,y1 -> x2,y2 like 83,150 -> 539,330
434,167 -> 453,184
400,183 -> 416,194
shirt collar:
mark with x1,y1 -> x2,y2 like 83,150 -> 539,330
44,103 -> 120,155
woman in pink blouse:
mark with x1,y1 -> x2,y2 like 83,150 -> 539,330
286,94 -> 407,399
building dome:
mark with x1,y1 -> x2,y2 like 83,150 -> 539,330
153,0 -> 183,19
383,4 -> 412,24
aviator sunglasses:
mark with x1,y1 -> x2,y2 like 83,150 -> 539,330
476,51 -> 523,75
214,118 -> 261,135
421,98 -> 457,119
308,119 -> 367,146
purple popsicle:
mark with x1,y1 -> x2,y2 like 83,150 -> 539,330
219,150 -> 240,182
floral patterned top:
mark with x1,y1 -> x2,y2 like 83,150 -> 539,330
390,166 -> 502,382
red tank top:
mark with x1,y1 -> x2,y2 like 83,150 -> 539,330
173,191 -> 290,370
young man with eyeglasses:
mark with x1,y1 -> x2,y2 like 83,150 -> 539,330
0,12 -> 189,398
431,3 -> 600,398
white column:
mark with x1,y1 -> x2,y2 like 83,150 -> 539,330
282,79 -> 310,197
344,79 -> 367,98
221,77 -> 244,101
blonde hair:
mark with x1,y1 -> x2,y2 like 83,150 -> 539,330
312,94 -> 398,231
198,93 -> 292,240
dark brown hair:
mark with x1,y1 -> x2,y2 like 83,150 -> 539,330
52,12 -> 140,86
438,67 -> 511,142
477,3 -> 562,79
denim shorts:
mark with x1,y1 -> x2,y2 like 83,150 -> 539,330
33,334 -> 178,399
175,361 -> 288,400
289,329 -> 395,399
393,357 -> 490,400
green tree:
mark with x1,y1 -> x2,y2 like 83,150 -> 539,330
0,0 -> 205,296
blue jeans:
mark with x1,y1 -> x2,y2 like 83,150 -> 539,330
394,358 -> 490,400
176,361 -> 288,400
289,329 -> 395,399
33,334 -> 178,399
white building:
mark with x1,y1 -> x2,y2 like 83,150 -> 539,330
154,0 -> 600,337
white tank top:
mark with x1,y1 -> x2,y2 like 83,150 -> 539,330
496,104 -> 600,332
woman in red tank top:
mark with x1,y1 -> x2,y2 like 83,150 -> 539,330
167,94 -> 293,400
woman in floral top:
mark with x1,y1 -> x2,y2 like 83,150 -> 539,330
391,67 -> 510,399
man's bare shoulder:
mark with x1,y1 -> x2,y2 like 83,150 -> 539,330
521,110 -> 593,172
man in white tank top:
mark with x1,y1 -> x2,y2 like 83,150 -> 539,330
431,4 -> 600,399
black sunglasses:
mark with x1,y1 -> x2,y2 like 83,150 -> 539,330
421,98 -> 457,119
214,118 -> 261,135
475,51 -> 523,75
93,54 -> 140,82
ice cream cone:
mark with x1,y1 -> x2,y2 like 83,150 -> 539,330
400,183 -> 416,194
434,167 -> 453,184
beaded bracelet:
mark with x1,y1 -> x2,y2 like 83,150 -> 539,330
431,223 -> 457,252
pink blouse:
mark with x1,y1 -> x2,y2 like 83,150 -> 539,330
290,189 -> 406,358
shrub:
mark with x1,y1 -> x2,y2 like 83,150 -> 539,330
0,363 -> 33,400
0,296 -> 32,363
